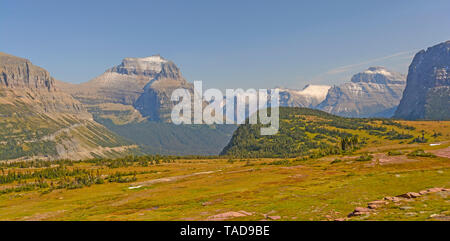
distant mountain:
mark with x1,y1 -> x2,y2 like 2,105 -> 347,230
0,52 -> 136,161
59,55 -> 193,122
394,41 -> 450,120
58,55 -> 235,155
278,85 -> 331,108
317,67 -> 406,118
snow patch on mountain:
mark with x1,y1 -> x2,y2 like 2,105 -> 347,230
363,67 -> 393,77
277,85 -> 331,108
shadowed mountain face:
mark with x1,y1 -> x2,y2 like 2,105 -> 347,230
0,52 -> 135,161
134,60 -> 194,121
317,67 -> 406,118
394,41 -> 450,120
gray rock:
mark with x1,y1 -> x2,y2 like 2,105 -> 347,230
394,41 -> 450,120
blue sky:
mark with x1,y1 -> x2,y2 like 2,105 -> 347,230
1,0 -> 450,90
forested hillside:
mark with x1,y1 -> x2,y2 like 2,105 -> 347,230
221,107 -> 430,158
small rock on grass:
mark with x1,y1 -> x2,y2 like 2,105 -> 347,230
400,206 -> 413,210
334,218 -> 347,221
348,207 -> 371,217
354,207 -> 371,212
384,196 -> 402,202
368,200 -> 388,205
367,200 -> 388,209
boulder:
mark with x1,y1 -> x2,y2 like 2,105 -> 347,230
397,192 -> 421,199
368,200 -> 388,206
427,187 -> 445,193
348,207 -> 371,217
354,207 -> 371,212
384,196 -> 401,202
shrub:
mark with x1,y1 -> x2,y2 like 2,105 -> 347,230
244,160 -> 254,167
407,149 -> 436,158
387,150 -> 403,156
269,159 -> 290,165
356,154 -> 373,162
331,159 -> 343,164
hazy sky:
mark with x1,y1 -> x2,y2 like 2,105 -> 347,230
2,0 -> 450,90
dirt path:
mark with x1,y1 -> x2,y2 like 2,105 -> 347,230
110,170 -> 222,207
372,153 -> 418,165
21,210 -> 66,221
430,147 -> 450,158
131,170 -> 221,187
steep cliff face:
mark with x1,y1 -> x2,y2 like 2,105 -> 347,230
0,52 -> 55,91
317,67 -> 406,118
0,52 -> 87,116
394,41 -> 450,120
0,52 -> 135,161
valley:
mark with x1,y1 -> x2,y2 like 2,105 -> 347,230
0,116 -> 448,221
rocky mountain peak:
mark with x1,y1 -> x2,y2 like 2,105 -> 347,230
351,66 -> 406,85
60,54 -> 192,122
89,55 -> 186,89
108,55 -> 169,76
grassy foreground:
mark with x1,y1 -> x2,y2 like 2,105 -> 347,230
0,121 -> 449,221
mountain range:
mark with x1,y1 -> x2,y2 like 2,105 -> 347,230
1,40 -> 449,160
277,67 -> 406,118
